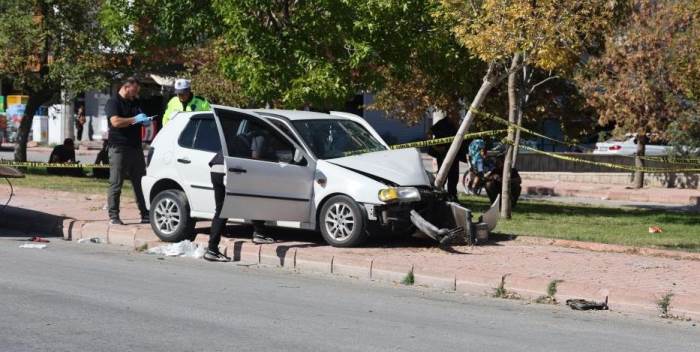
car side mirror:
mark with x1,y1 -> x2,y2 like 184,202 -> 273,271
293,148 -> 304,164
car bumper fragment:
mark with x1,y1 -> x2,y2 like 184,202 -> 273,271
410,195 -> 501,246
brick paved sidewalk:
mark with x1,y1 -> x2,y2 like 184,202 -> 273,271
4,186 -> 699,320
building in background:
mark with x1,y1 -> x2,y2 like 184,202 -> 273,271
345,93 -> 432,145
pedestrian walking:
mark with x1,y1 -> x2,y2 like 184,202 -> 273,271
105,77 -> 151,225
162,79 -> 210,126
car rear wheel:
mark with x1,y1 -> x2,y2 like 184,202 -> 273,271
150,189 -> 195,242
319,195 -> 367,247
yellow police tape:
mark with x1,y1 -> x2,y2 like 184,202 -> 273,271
389,129 -> 506,150
514,143 -> 700,173
0,160 -> 110,169
470,108 -> 700,166
342,129 -> 507,156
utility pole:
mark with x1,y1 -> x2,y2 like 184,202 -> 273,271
61,90 -> 74,141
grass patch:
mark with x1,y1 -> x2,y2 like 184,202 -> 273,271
5,169 -> 133,197
535,279 -> 563,304
401,267 -> 415,286
492,274 -> 520,299
3,168 -> 134,199
459,195 -> 700,252
657,291 -> 674,318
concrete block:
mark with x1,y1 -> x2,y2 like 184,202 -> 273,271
80,221 -> 109,242
107,225 -> 135,247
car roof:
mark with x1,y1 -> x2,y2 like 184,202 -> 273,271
249,109 -> 348,121
175,108 -> 352,122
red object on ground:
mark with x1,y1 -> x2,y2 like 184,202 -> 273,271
29,236 -> 50,243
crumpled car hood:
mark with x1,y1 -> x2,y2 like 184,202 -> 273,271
328,148 -> 431,186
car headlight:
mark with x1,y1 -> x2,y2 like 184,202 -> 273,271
378,187 -> 421,203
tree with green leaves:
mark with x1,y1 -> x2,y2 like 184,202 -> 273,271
437,0 -> 618,217
577,0 -> 700,188
99,0 -> 221,75
210,0 -> 470,111
367,1 -> 484,126
0,0 -> 108,161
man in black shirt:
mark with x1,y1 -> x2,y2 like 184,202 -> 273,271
49,138 -> 76,164
428,112 -> 467,201
47,138 -> 83,177
105,77 -> 152,225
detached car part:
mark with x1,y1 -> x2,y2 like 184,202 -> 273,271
410,195 -> 501,246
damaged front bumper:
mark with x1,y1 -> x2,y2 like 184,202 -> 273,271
368,187 -> 501,246
410,195 -> 501,246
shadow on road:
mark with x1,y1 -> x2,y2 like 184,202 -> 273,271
0,205 -> 66,237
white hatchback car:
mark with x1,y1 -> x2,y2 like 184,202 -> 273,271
142,106 -> 495,247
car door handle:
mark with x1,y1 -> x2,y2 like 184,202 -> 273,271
177,158 -> 191,164
228,167 -> 247,174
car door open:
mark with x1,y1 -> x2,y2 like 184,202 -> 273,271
211,106 -> 315,222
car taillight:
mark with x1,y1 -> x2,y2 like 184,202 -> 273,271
608,145 -> 622,151
147,147 -> 155,166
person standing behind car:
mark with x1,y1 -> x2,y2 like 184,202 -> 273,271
105,77 -> 151,225
162,79 -> 210,126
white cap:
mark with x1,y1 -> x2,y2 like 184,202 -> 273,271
173,79 -> 191,94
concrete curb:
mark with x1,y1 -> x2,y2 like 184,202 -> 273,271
60,219 -> 700,320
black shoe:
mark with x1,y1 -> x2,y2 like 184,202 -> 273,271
252,233 -> 275,244
140,217 -> 150,224
203,249 -> 230,262
110,218 -> 124,225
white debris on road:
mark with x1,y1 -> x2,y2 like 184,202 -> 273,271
146,240 -> 205,259
19,244 -> 48,249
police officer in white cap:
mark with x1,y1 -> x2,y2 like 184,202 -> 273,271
162,79 -> 211,126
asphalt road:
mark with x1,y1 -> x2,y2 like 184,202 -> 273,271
0,237 -> 697,352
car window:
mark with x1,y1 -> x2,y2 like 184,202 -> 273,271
178,119 -> 198,148
215,109 -> 295,164
269,120 -> 301,144
291,119 -> 387,159
192,119 -> 221,153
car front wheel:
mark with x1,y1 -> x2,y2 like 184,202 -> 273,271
319,195 -> 367,247
150,189 -> 195,242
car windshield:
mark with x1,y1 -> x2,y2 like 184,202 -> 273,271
291,119 -> 387,159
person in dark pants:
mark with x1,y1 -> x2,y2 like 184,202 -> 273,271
204,150 -> 230,262
105,77 -> 151,225
92,140 -> 110,179
428,112 -> 467,201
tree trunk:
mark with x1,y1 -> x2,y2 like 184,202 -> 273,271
14,90 -> 54,162
501,53 -> 522,219
511,67 -> 528,168
633,135 -> 646,189
434,63 -> 499,188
